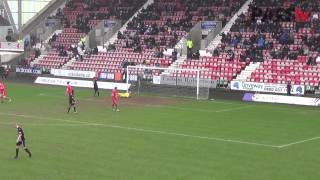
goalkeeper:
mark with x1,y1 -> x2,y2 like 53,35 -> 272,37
118,91 -> 131,98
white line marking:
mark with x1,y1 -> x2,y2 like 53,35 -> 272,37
278,137 -> 320,148
0,122 -> 94,127
0,112 -> 279,148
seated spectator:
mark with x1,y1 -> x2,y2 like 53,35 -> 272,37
288,52 -> 298,60
240,53 -> 247,62
226,50 -> 235,61
257,37 -> 265,49
213,48 -> 220,56
231,36 -> 239,47
107,44 -> 116,52
93,47 -> 98,55
117,31 -> 124,39
35,48 -> 41,58
192,50 -> 200,60
307,56 -> 316,66
172,49 -> 178,62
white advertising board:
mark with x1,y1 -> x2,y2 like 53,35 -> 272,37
35,77 -> 130,91
251,94 -> 320,106
51,69 -> 96,79
0,42 -> 24,52
231,80 -> 305,95
153,76 -> 161,84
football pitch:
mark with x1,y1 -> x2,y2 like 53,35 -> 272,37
1,82 -> 320,180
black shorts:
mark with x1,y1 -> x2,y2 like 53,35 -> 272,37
16,140 -> 26,147
69,96 -> 74,105
94,86 -> 98,91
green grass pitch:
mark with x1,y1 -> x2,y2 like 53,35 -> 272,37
1,82 -> 320,180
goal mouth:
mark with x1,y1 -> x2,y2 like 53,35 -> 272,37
126,66 -> 217,100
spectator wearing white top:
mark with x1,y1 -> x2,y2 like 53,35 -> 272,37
316,54 -> 320,63
312,13 -> 319,20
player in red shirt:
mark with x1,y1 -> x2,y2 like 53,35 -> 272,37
66,82 -> 77,113
0,81 -> 11,103
111,87 -> 119,111
66,82 -> 73,96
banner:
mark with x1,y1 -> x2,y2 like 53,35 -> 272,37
0,42 -> 24,52
16,67 -> 41,75
243,93 -> 320,106
128,74 -> 138,81
231,80 -> 305,95
104,20 -> 117,28
99,72 -> 107,80
201,21 -> 217,30
99,72 -> 115,80
51,69 -> 96,79
153,76 -> 161,84
35,77 -> 131,91
45,19 -> 59,27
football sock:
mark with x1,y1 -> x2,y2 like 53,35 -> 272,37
25,148 -> 32,158
15,148 -> 19,158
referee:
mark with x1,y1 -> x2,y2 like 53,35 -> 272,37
93,78 -> 99,96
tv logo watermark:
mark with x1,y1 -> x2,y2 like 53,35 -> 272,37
251,7 -> 310,22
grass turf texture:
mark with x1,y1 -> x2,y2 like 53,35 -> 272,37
1,82 -> 320,180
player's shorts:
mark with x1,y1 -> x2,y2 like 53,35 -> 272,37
16,140 -> 26,148
69,96 -> 74,105
112,98 -> 118,105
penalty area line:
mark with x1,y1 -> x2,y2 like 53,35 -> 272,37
278,137 -> 320,148
0,112 -> 279,149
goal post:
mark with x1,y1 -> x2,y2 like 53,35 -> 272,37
126,66 -> 217,100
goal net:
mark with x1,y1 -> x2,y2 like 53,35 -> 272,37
126,66 -> 217,100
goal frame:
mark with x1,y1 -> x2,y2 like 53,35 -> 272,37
126,65 -> 202,100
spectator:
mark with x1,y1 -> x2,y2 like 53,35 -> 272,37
226,50 -> 235,61
257,37 -> 265,49
287,81 -> 291,95
307,56 -> 316,66
186,38 -> 193,58
231,36 -> 239,47
172,49 -> 178,62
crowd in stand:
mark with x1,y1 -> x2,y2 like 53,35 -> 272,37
214,0 -> 320,66
29,0 -> 247,70
114,0 -> 245,61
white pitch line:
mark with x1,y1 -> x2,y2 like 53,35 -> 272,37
0,122 -> 94,127
278,137 -> 320,148
0,112 -> 279,148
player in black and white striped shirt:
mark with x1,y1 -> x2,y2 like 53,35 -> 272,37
14,124 -> 32,159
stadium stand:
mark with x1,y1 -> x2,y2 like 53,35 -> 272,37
28,0 -> 320,88
31,0 -> 146,70
230,0 -> 320,86
66,0 -> 247,78
165,0 -> 248,83
162,0 -> 320,87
